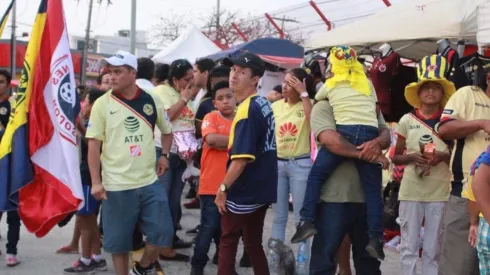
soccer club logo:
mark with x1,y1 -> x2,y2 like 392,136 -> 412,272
379,64 -> 387,73
143,104 -> 154,116
427,65 -> 438,72
124,116 -> 140,133
0,107 -> 7,115
279,122 -> 298,137
297,110 -> 305,118
52,54 -> 78,144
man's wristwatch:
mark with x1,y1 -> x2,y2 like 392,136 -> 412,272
300,92 -> 309,98
220,183 -> 229,193
161,152 -> 170,159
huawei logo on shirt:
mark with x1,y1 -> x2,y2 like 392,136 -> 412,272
279,122 -> 298,137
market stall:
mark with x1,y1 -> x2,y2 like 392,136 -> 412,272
307,0 -> 490,60
206,38 -> 305,96
152,25 -> 221,64
206,37 -> 304,69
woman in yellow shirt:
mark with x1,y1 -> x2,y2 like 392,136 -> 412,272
269,68 -> 315,258
153,59 -> 196,254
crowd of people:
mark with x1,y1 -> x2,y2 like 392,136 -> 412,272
0,43 -> 489,275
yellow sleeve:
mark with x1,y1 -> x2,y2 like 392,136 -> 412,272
315,84 -> 329,101
153,94 -> 172,135
154,85 -> 175,110
441,87 -> 468,121
86,97 -> 106,141
395,114 -> 408,138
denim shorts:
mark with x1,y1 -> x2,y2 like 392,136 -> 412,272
102,180 -> 174,254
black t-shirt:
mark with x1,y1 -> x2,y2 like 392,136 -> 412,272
80,120 -> 91,186
0,97 -> 11,130
450,53 -> 490,90
195,97 -> 215,122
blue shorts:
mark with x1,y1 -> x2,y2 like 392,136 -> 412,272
101,180 -> 174,254
77,185 -> 99,216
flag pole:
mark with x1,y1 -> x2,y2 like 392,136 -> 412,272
9,0 -> 16,94
80,0 -> 94,85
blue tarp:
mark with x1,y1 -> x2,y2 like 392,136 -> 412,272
206,38 -> 304,61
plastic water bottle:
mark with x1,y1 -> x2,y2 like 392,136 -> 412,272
296,241 -> 310,275
267,239 -> 280,274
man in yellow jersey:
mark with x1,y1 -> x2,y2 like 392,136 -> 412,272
86,50 -> 174,275
437,68 -> 490,275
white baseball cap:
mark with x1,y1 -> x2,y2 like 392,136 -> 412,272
100,50 -> 138,71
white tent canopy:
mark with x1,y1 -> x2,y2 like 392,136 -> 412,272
152,25 -> 221,64
478,1 -> 490,46
307,0 -> 490,60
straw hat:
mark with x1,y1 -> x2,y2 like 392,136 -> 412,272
404,55 -> 456,109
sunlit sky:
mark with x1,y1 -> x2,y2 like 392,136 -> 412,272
0,0 -> 405,48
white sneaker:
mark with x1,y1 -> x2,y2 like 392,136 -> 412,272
6,254 -> 20,267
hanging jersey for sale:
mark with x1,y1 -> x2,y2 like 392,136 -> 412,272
450,53 -> 490,90
369,51 -> 401,117
438,46 -> 459,79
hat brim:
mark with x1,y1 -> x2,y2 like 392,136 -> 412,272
222,56 -> 265,77
99,57 -> 129,69
222,57 -> 247,68
404,79 -> 456,109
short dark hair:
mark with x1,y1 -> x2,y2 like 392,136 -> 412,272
96,71 -> 109,85
206,65 -> 231,94
154,63 -> 170,84
168,59 -> 193,87
211,81 -> 231,99
195,58 -> 216,73
273,85 -> 282,93
0,69 -> 12,84
86,88 -> 105,105
136,57 -> 155,81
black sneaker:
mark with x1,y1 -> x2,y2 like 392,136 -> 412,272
185,188 -> 197,199
190,266 -> 204,275
92,258 -> 108,271
239,250 -> 252,268
173,239 -> 193,249
63,259 -> 95,274
365,238 -> 385,260
130,262 -> 157,275
186,225 -> 200,236
290,221 -> 318,244
212,251 -> 219,265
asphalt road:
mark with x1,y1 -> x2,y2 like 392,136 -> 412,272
0,188 -> 406,275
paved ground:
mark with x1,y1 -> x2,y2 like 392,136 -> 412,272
0,188 -> 405,275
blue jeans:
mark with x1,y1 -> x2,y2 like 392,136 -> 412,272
272,158 -> 311,241
160,152 -> 187,236
310,203 -> 381,275
191,195 -> 222,268
102,181 -> 174,254
300,124 -> 383,239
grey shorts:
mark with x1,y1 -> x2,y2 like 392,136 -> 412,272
102,180 -> 174,254
438,195 -> 479,275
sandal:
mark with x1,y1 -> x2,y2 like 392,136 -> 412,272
56,245 -> 79,254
